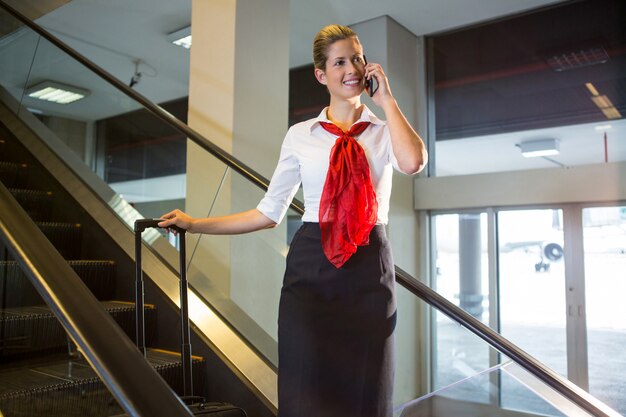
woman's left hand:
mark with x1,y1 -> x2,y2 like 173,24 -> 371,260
364,60 -> 428,175
364,61 -> 394,107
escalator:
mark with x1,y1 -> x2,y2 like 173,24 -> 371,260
0,2 -> 622,417
0,124 -> 206,416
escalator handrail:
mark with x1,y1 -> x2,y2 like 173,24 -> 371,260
0,183 -> 193,417
0,3 -> 618,416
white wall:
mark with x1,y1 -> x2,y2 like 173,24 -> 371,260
414,162 -> 626,210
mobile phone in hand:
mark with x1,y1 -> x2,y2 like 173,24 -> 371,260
363,55 -> 378,97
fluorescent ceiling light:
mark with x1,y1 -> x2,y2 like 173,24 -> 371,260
167,26 -> 191,49
594,124 -> 612,131
26,81 -> 89,104
585,82 -> 599,96
591,95 -> 613,109
519,138 -> 560,158
601,107 -> 622,120
585,82 -> 622,120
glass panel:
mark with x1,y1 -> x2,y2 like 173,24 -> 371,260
0,16 -> 41,115
498,210 -> 567,382
0,4 -> 279,368
0,6 -> 188,217
582,206 -> 626,415
398,291 -> 598,417
396,361 -> 593,417
432,310 -> 492,403
184,166 -> 300,365
431,0 -> 626,176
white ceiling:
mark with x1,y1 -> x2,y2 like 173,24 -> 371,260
6,0 -> 621,176
436,120 -> 626,176
288,0 -> 565,68
22,0 -> 565,113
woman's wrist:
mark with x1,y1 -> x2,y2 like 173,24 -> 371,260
380,96 -> 399,116
187,217 -> 199,233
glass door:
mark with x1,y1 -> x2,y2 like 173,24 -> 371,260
582,206 -> 626,416
497,208 -> 567,413
432,212 -> 492,397
430,206 -> 626,414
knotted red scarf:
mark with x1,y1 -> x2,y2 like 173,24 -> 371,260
319,121 -> 378,268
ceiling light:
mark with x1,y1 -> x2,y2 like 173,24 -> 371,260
591,95 -> 613,109
594,124 -> 612,131
167,26 -> 191,49
588,93 -> 622,120
26,81 -> 89,104
519,138 -> 560,158
546,47 -> 609,72
585,82 -> 599,96
601,107 -> 622,120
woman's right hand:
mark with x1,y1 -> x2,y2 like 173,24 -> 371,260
158,209 -> 196,233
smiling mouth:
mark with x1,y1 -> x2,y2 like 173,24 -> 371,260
343,79 -> 361,86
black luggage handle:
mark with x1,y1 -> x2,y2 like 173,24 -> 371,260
134,218 -> 184,234
134,218 -> 193,397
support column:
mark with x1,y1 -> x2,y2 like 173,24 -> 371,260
351,16 -> 425,404
187,0 -> 289,339
459,213 -> 484,318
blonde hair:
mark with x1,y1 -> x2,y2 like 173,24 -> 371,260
312,24 -> 359,70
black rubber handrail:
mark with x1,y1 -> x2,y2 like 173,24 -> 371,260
0,183 -> 193,417
0,2 -> 619,416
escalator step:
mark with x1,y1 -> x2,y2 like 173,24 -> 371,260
98,301 -> 158,345
0,161 -> 28,188
0,260 -> 116,307
36,222 -> 83,260
146,349 -> 207,398
68,261 -> 117,300
0,350 -> 205,417
0,301 -> 156,359
8,188 -> 54,222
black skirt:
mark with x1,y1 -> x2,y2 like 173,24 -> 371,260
278,222 -> 396,417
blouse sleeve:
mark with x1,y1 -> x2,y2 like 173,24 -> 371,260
256,129 -> 301,224
384,124 -> 402,172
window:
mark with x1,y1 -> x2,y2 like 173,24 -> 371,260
430,0 -> 626,177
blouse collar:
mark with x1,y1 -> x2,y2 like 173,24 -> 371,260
310,105 -> 384,133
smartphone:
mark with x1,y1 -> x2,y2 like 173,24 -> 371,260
363,55 -> 378,97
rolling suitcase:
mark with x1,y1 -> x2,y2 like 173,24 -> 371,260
133,219 -> 247,417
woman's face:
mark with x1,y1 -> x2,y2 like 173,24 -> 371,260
315,37 -> 366,100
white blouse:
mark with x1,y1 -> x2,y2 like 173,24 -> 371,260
256,106 -> 401,225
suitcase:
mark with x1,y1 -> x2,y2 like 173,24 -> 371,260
110,402 -> 245,417
187,402 -> 247,416
134,219 -> 247,417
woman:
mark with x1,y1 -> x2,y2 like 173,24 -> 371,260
159,24 -> 427,417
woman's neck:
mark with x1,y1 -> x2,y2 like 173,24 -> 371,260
326,98 -> 364,132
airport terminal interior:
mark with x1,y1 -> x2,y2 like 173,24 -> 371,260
0,0 -> 624,416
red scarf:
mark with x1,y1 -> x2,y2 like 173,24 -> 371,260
319,121 -> 378,268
